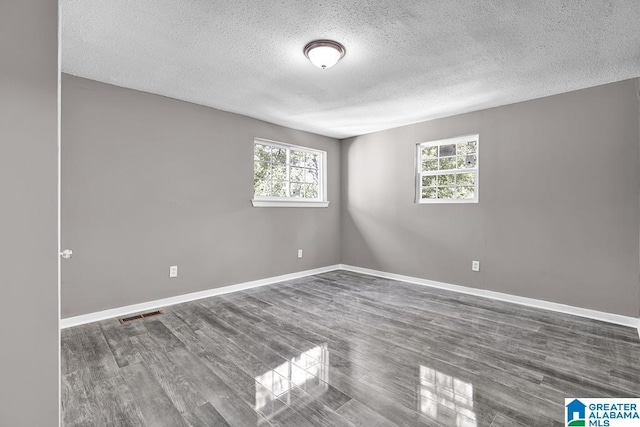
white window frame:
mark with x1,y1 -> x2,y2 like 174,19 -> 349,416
415,134 -> 479,204
252,138 -> 329,208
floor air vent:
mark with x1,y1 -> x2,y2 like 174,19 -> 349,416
119,310 -> 163,324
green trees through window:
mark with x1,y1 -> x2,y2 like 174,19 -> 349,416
254,139 -> 324,201
417,135 -> 479,203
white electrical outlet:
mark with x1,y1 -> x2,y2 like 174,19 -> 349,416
169,265 -> 178,278
472,260 -> 480,272
297,249 -> 303,258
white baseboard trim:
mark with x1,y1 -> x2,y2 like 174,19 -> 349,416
60,264 -> 341,329
339,264 -> 640,330
62,263 -> 640,335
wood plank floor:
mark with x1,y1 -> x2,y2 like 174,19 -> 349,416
61,270 -> 640,426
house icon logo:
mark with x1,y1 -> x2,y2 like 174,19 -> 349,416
566,399 -> 586,426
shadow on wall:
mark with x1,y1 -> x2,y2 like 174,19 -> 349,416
341,207 -> 381,269
340,139 -> 380,270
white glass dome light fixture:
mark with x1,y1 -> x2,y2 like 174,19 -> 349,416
303,40 -> 346,69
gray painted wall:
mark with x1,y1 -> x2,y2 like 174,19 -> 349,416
0,1 -> 59,426
341,79 -> 640,317
61,75 -> 341,318
62,74 -> 640,320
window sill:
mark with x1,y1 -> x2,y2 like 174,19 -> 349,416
251,199 -> 330,208
417,199 -> 478,204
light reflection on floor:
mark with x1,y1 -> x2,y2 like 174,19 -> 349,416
419,365 -> 478,427
254,344 -> 329,413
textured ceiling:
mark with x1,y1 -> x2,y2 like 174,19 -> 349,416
61,0 -> 640,139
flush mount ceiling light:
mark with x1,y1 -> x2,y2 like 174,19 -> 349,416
303,40 -> 346,69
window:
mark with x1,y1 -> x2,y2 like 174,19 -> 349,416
416,134 -> 479,203
252,138 -> 329,207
